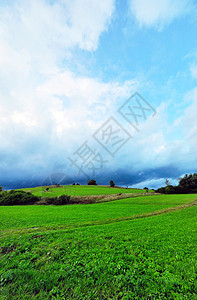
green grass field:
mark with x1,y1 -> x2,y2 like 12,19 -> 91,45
20,185 -> 153,197
0,190 -> 197,299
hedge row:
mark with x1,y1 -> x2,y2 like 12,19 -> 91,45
0,190 -> 70,206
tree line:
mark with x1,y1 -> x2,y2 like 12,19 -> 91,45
156,173 -> 197,194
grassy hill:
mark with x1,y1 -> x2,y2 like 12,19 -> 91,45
20,185 -> 154,197
0,193 -> 197,299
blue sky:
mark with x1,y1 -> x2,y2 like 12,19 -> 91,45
0,0 -> 197,189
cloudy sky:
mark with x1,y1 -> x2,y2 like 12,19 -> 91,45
0,0 -> 197,189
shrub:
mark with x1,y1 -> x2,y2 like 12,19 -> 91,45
37,195 -> 70,205
53,195 -> 70,205
0,190 -> 71,206
165,186 -> 175,194
0,190 -> 39,206
37,197 -> 55,205
156,187 -> 166,194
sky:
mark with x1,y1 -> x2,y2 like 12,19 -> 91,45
0,0 -> 197,189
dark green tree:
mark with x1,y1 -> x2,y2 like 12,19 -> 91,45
178,173 -> 197,192
88,179 -> 97,185
156,172 -> 197,194
110,180 -> 115,187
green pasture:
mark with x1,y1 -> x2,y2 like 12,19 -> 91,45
20,185 -> 154,197
0,193 -> 197,299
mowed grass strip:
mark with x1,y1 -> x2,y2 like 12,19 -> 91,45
20,185 -> 153,197
0,204 -> 197,299
0,194 -> 196,234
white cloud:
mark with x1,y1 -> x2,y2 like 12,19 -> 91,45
59,0 -> 115,51
37,71 -> 138,146
0,0 -> 115,54
110,88 -> 197,177
0,0 -> 197,188
130,177 -> 178,189
129,0 -> 193,29
0,0 -> 118,178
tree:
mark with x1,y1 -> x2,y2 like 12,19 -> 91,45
88,179 -> 97,185
178,173 -> 197,192
156,173 -> 197,194
165,185 -> 175,194
110,180 -> 115,187
0,186 -> 2,193
144,187 -> 148,192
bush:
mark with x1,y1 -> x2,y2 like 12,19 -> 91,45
72,183 -> 75,185
164,186 -> 175,194
156,185 -> 188,194
110,180 -> 115,187
156,187 -> 166,194
88,179 -> 97,185
0,190 -> 71,206
53,195 -> 70,205
36,195 -> 71,205
0,190 -> 39,206
76,183 -> 80,185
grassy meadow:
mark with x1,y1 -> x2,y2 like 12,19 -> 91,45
20,185 -> 153,197
0,186 -> 197,299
